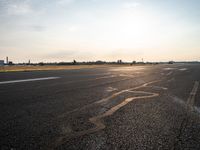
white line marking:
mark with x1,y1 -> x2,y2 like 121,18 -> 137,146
194,106 -> 200,114
166,71 -> 173,76
169,95 -> 186,106
106,87 -> 117,92
0,77 -> 60,85
187,81 -> 199,106
163,68 -> 176,70
147,85 -> 168,90
179,68 -> 187,71
95,75 -> 117,80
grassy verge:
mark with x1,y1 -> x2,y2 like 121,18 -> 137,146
0,64 -> 133,73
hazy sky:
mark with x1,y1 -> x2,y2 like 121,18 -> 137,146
0,0 -> 200,62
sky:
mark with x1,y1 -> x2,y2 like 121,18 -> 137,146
0,0 -> 200,63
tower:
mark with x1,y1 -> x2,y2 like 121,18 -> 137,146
6,56 -> 8,64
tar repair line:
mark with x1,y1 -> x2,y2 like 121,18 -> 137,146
57,80 -> 159,118
57,76 -> 140,118
0,77 -> 60,85
52,80 -> 162,149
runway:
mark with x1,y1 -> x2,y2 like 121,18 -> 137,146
0,64 -> 200,149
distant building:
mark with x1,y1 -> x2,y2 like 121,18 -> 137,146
0,60 -> 4,66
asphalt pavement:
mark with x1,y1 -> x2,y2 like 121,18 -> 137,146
0,64 -> 200,150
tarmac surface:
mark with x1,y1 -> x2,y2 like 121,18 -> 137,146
0,64 -> 200,150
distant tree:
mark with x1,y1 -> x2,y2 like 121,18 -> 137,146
8,61 -> 13,65
73,60 -> 77,65
117,60 -> 122,64
95,60 -> 105,64
38,62 -> 44,66
132,61 -> 136,64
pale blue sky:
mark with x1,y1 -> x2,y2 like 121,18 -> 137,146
0,0 -> 200,62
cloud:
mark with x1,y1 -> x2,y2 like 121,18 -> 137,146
0,0 -> 45,16
5,0 -> 33,15
57,0 -> 75,5
123,2 -> 141,9
30,25 -> 46,32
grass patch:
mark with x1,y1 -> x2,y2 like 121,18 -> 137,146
0,64 -> 133,73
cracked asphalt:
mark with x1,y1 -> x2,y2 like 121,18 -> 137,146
0,64 -> 200,150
